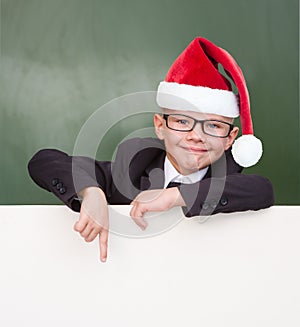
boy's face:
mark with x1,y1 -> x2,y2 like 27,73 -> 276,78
154,109 -> 239,175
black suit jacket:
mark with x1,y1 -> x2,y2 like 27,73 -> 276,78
28,137 -> 274,217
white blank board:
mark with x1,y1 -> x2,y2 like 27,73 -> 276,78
0,205 -> 300,327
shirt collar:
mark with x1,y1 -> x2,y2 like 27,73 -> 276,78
163,156 -> 208,188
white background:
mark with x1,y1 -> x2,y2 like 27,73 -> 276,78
0,206 -> 299,326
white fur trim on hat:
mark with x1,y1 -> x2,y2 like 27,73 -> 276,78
231,135 -> 263,167
157,81 -> 239,118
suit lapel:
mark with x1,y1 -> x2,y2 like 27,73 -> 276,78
204,148 -> 243,180
140,152 -> 166,190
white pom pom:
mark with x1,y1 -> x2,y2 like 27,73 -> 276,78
231,135 -> 263,167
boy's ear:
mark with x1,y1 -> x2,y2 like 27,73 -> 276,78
153,114 -> 165,140
225,126 -> 239,150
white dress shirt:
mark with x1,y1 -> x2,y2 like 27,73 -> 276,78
163,156 -> 209,188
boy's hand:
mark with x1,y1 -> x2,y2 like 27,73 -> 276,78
74,187 -> 109,263
130,187 -> 186,229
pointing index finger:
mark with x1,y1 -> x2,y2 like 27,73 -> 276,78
99,229 -> 108,263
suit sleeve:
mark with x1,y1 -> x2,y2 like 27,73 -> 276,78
28,149 -> 112,212
179,173 -> 274,217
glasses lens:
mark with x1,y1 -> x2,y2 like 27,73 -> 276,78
167,115 -> 194,131
203,120 -> 230,137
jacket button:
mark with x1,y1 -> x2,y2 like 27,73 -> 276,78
202,202 -> 209,210
210,200 -> 217,209
220,197 -> 228,206
59,187 -> 66,194
52,178 -> 59,186
56,182 -> 63,190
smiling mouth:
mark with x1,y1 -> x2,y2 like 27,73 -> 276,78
182,146 -> 209,153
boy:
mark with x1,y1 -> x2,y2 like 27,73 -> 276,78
28,37 -> 274,262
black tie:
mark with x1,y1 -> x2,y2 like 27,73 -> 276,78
166,181 -> 181,188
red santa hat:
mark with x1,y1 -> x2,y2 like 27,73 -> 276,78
156,37 -> 263,167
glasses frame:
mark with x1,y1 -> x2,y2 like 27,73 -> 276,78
162,114 -> 234,138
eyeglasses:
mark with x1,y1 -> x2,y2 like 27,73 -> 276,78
163,114 -> 234,138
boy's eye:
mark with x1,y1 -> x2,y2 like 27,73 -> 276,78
176,119 -> 189,125
206,122 -> 221,129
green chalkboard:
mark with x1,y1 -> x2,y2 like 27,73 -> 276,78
0,0 -> 299,205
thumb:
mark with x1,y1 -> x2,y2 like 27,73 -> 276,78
74,210 -> 88,232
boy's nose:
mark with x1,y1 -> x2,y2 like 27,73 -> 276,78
186,123 -> 206,142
